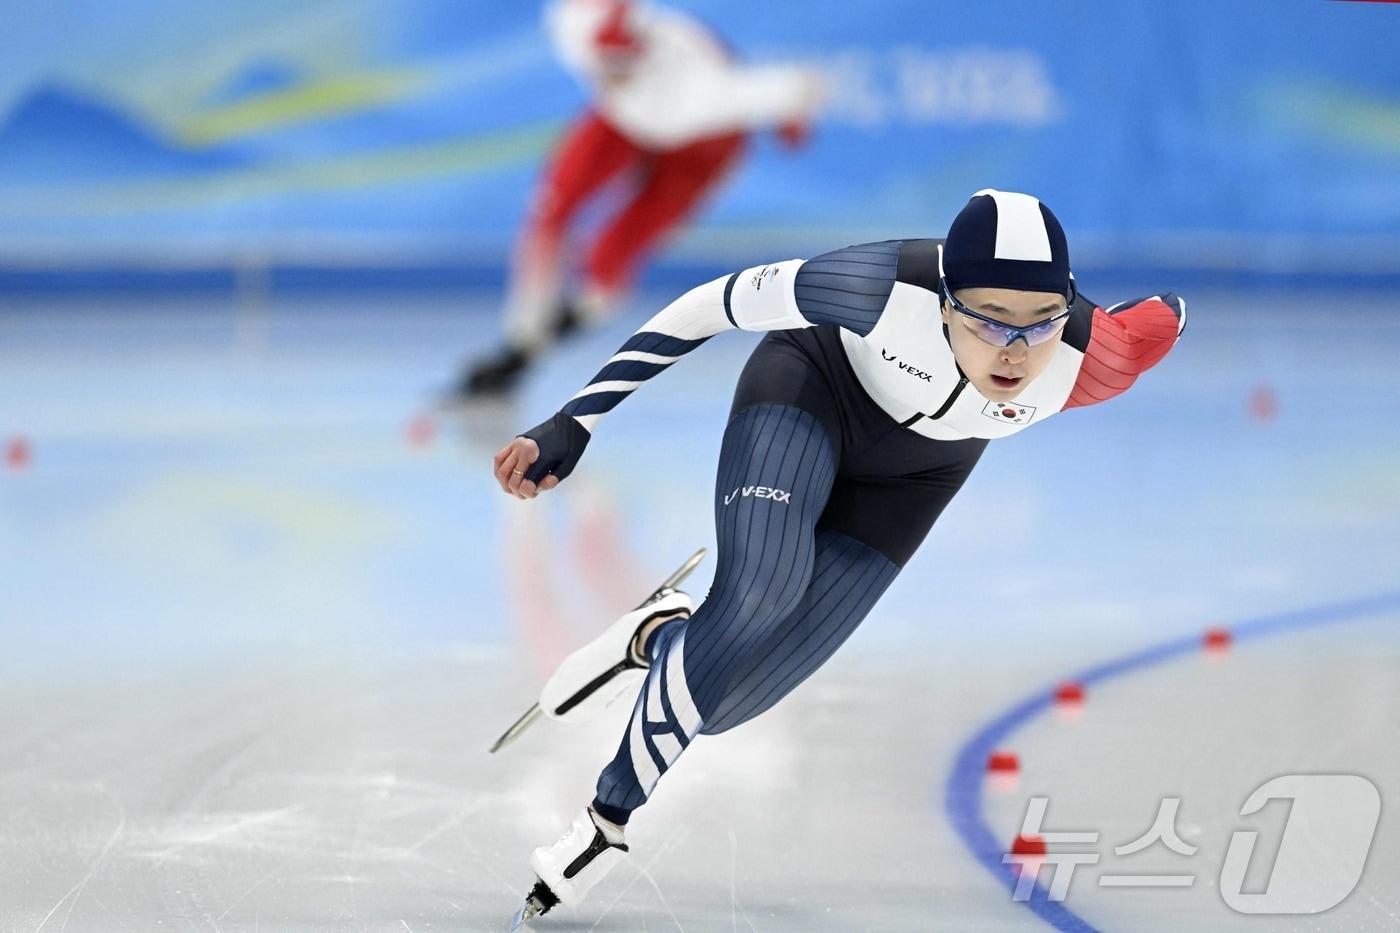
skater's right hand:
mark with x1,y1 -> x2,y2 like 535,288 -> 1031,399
495,411 -> 593,499
494,438 -> 559,499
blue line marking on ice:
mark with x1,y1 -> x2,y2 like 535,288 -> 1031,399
944,589 -> 1400,933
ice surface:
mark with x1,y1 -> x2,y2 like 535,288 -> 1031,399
1,289 -> 1397,930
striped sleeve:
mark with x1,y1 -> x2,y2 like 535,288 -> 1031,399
791,241 -> 900,336
723,242 -> 899,338
558,274 -> 735,432
1064,293 -> 1186,409
554,243 -> 901,436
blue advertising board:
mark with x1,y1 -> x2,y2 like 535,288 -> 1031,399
1,0 -> 1397,282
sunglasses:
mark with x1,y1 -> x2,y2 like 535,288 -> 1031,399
940,276 -> 1077,348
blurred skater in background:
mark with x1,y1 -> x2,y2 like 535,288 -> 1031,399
450,0 -> 825,398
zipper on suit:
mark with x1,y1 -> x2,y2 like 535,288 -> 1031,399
928,373 -> 969,420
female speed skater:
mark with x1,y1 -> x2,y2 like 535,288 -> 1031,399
490,189 -> 1186,925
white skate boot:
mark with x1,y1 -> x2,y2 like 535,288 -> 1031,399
489,548 -> 704,752
538,587 -> 692,723
510,807 -> 629,929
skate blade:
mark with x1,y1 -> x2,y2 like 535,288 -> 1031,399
639,547 -> 707,608
488,547 -> 706,754
508,894 -> 546,930
489,704 -> 543,754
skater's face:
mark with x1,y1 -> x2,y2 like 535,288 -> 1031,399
941,287 -> 1069,401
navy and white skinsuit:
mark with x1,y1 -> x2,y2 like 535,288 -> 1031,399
520,237 -> 1186,824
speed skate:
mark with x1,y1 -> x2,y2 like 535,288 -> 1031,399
509,806 -> 630,929
498,549 -> 704,926
488,547 -> 704,753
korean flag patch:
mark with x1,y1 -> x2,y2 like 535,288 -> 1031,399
982,400 -> 1036,425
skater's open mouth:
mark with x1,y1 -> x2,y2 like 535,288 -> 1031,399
990,374 -> 1023,389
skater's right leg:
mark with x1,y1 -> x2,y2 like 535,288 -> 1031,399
591,402 -> 838,825
515,402 -> 836,916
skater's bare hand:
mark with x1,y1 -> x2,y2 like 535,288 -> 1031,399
493,437 -> 561,499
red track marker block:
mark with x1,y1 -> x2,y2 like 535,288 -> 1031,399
405,414 -> 436,448
1055,681 -> 1085,704
987,751 -> 1020,774
5,437 -> 30,471
1248,384 -> 1278,423
1011,833 -> 1047,857
1204,627 -> 1232,651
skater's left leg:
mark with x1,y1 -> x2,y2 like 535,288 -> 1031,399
698,527 -> 898,734
698,452 -> 986,734
593,448 -> 991,820
575,130 -> 747,326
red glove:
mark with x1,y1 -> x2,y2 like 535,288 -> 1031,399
777,119 -> 810,149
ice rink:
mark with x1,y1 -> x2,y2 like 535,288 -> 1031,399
3,286 -> 1398,931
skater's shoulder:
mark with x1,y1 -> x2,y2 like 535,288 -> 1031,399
805,238 -> 905,259
891,237 -> 945,293
785,237 -> 960,332
800,237 -> 941,285
791,238 -> 950,316
795,241 -> 902,286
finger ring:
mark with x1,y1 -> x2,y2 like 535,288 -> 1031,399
512,469 -> 524,475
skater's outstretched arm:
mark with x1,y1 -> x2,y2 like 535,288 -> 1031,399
494,242 -> 910,498
495,272 -> 736,498
1064,292 -> 1186,408
546,0 -> 825,151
